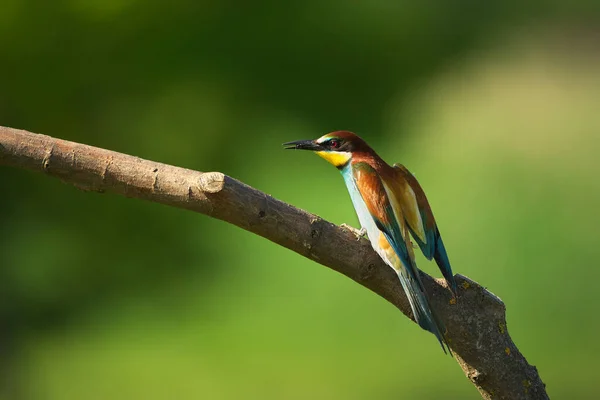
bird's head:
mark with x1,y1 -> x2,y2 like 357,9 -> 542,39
283,131 -> 370,169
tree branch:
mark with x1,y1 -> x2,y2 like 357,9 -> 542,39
0,126 -> 548,399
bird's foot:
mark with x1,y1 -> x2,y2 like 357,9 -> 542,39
410,240 -> 418,249
341,223 -> 367,241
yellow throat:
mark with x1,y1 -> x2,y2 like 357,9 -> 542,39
315,151 -> 352,167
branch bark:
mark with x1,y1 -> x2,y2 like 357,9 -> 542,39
0,126 -> 548,399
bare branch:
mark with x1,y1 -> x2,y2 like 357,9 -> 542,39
0,126 -> 548,399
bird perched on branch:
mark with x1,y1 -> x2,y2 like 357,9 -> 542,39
284,131 -> 457,353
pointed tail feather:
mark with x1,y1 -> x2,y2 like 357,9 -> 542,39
396,269 -> 452,355
433,235 -> 458,297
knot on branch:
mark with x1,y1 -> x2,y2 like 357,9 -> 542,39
198,172 -> 225,193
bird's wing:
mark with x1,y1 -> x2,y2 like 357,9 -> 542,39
354,162 -> 451,352
390,164 -> 457,294
388,164 -> 437,258
352,162 -> 415,274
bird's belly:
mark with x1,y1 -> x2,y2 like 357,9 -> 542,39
343,173 -> 400,270
343,175 -> 379,236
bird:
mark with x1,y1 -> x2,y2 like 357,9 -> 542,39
284,130 -> 457,353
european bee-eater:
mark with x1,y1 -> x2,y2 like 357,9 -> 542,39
284,131 -> 457,353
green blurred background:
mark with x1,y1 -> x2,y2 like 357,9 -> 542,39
1,1 -> 599,399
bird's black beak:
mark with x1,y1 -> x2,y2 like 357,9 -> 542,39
282,139 -> 323,151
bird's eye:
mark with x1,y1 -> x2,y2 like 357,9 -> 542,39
329,139 -> 341,149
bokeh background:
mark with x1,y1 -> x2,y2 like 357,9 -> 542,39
1,1 -> 599,399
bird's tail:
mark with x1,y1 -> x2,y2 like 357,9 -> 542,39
434,234 -> 458,296
396,268 -> 452,355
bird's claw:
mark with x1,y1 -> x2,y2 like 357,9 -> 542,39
341,223 -> 367,241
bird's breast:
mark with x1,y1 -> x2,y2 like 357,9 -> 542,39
341,168 -> 395,263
